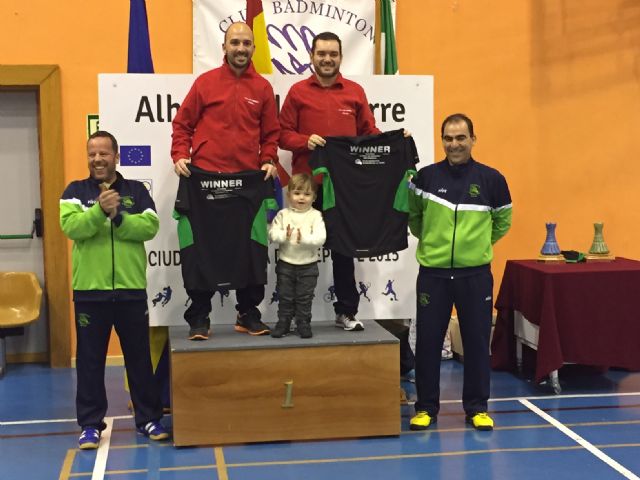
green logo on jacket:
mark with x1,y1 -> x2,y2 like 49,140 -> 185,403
121,196 -> 135,208
78,313 -> 91,327
469,184 -> 480,197
418,292 -> 430,307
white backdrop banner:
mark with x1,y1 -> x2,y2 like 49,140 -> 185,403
193,0 -> 376,75
99,73 -> 433,326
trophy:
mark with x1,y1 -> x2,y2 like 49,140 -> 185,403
538,222 -> 564,262
586,222 -> 614,261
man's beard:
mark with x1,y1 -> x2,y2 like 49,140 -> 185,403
228,53 -> 249,68
315,63 -> 338,77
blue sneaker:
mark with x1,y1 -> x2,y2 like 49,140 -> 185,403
137,421 -> 169,441
78,427 -> 101,450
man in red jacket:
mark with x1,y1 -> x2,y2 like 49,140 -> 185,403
171,22 -> 280,339
279,31 -> 380,332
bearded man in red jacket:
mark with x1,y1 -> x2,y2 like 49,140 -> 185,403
278,31 -> 381,332
171,22 -> 280,340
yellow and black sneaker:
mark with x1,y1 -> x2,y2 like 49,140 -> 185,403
466,412 -> 494,431
410,411 -> 436,430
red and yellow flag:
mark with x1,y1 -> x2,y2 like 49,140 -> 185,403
246,0 -> 272,74
246,1 -> 290,186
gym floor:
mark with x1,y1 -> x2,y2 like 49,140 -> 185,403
1,360 -> 640,479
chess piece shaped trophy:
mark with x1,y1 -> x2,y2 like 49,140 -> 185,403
537,222 -> 564,262
586,222 -> 614,261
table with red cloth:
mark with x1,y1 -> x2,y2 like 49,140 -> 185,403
491,257 -> 640,383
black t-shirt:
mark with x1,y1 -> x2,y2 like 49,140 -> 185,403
309,129 -> 418,257
174,167 -> 277,290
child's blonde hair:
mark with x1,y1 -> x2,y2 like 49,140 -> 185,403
287,173 -> 317,194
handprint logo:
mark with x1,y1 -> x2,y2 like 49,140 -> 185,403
267,24 -> 316,74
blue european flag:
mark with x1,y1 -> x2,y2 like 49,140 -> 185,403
120,145 -> 151,166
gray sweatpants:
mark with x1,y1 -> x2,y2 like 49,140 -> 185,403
275,260 -> 319,325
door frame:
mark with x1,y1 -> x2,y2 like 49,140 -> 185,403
0,65 -> 70,367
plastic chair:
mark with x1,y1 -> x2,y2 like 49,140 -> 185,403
0,272 -> 42,377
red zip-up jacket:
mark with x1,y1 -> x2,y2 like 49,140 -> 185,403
279,74 -> 380,177
171,62 -> 280,172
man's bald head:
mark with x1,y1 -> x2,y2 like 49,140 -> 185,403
224,22 -> 254,43
222,22 -> 255,75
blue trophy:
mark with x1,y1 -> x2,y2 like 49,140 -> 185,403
538,222 -> 564,262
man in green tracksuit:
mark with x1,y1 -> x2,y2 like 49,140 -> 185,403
408,114 -> 512,431
60,131 -> 168,449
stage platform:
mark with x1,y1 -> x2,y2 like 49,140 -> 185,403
169,320 -> 400,446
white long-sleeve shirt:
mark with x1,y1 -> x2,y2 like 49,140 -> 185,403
269,207 -> 326,265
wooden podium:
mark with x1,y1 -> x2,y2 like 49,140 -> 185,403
169,321 -> 400,446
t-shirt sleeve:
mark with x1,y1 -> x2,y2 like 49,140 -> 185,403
405,135 -> 419,171
174,174 -> 191,214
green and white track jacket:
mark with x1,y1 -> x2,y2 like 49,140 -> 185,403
409,158 -> 512,269
59,172 -> 159,301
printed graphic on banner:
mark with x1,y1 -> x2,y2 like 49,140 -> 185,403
382,279 -> 398,301
193,0 -> 375,75
151,286 -> 173,307
99,73 -> 433,327
120,145 -> 151,166
135,178 -> 153,196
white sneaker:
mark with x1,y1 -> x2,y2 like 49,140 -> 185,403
336,314 -> 364,331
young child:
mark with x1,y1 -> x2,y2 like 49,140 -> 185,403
269,173 -> 326,338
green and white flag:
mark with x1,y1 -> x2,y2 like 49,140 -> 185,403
381,0 -> 398,74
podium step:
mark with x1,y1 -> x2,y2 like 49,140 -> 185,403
170,321 -> 400,446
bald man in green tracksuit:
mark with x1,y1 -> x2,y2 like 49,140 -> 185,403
408,114 -> 512,432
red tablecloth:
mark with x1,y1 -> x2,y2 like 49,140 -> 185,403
491,258 -> 640,382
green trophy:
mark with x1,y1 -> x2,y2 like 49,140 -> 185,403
586,222 -> 614,261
